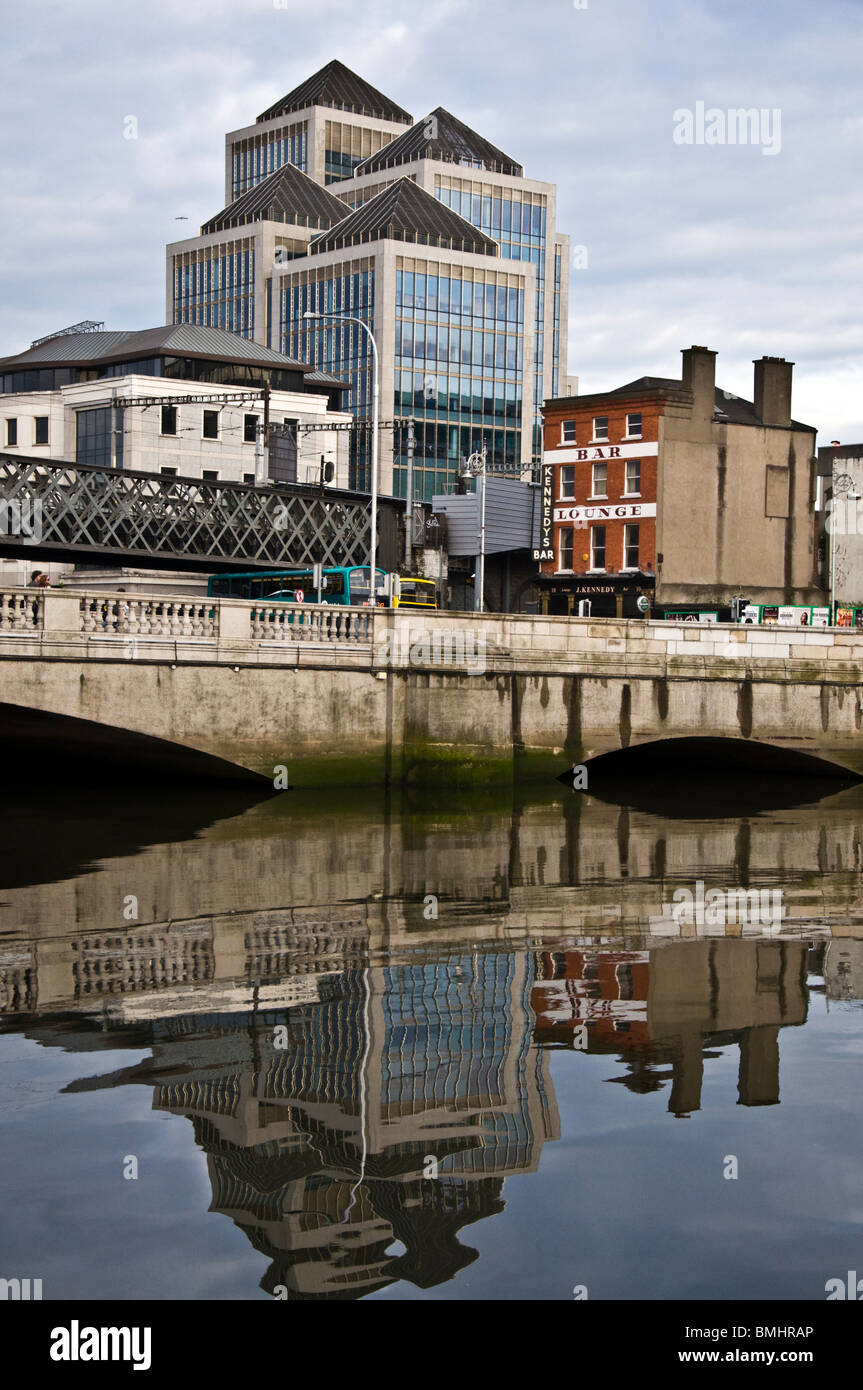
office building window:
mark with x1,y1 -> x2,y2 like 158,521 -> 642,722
624,523 -> 640,569
626,412 -> 642,437
5,418 -> 17,446
562,419 -> 576,443
161,405 -> 177,436
160,467 -> 178,476
243,473 -> 255,484
625,459 -> 641,494
559,465 -> 575,499
76,406 -> 123,468
590,525 -> 606,570
34,416 -> 49,445
202,470 -> 219,481
243,414 -> 259,443
593,416 -> 608,442
202,410 -> 219,440
591,461 -> 607,497
559,526 -> 574,570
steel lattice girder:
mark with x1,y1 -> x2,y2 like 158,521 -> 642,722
0,457 -> 373,567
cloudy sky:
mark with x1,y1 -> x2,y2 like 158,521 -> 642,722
2,0 -> 861,444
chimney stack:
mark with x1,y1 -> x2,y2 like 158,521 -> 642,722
753,357 -> 793,428
681,345 -> 717,422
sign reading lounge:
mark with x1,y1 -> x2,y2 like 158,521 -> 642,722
554,503 -> 656,523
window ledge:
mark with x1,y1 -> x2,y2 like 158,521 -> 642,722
586,495 -> 608,502
624,434 -> 643,442
621,492 -> 642,499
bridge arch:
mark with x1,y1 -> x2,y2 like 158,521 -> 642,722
0,702 -> 269,786
580,735 -> 861,780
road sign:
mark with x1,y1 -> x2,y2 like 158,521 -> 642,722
295,589 -> 304,603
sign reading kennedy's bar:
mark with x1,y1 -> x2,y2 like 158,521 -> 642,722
554,502 -> 657,523
532,463 -> 555,560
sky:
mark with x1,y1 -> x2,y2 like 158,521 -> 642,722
1,0 -> 861,445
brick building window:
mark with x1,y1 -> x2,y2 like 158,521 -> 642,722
592,416 -> 608,442
559,465 -> 575,499
591,461 -> 607,497
590,525 -> 606,570
562,420 -> 576,443
623,523 -> 640,569
624,459 -> 641,495
626,412 -> 642,438
559,527 -> 574,570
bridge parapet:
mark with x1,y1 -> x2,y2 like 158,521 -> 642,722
3,589 -> 863,677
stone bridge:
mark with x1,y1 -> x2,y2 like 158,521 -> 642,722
1,587 -> 861,786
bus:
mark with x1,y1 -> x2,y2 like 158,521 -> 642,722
207,566 -> 388,606
392,577 -> 438,610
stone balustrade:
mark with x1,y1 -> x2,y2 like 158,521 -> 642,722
2,587 -> 863,677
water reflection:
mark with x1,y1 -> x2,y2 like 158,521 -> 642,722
2,779 -> 863,1300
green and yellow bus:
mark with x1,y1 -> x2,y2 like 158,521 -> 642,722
392,577 -> 438,610
207,566 -> 387,606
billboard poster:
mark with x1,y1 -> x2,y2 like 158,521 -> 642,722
778,606 -> 815,626
810,607 -> 830,627
761,605 -> 779,625
836,607 -> 855,627
665,611 -> 718,623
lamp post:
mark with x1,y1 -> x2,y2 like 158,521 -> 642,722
460,441 -> 488,612
830,457 -> 857,625
304,309 -> 379,602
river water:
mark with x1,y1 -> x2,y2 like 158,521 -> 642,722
2,776 -> 862,1301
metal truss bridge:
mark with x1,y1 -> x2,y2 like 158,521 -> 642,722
0,453 -> 404,573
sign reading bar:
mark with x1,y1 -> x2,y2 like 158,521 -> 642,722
554,502 -> 656,523
532,462 -> 555,561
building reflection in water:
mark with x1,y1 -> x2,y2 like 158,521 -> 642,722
3,919 -> 855,1296
532,940 -> 808,1114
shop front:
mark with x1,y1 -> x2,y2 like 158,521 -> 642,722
534,569 -> 655,618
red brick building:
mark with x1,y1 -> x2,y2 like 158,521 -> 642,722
536,346 -> 821,618
535,385 -> 659,616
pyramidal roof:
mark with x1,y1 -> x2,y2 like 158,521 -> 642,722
309,176 -> 499,256
257,59 -> 412,126
355,107 -> 523,178
202,162 -> 348,235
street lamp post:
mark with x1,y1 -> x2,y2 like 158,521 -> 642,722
460,442 -> 488,612
304,309 -> 380,601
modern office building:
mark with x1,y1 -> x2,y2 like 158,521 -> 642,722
166,61 -> 573,501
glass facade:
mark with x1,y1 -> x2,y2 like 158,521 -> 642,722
279,259 -> 375,488
393,257 -> 525,501
436,176 -> 548,462
76,406 -> 124,468
553,245 -> 562,398
172,239 -> 256,338
324,121 -> 394,184
230,122 -> 307,198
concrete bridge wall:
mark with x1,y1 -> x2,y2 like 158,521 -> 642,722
1,588 -> 862,785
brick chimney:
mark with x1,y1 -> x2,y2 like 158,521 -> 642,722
681,345 -> 717,422
753,357 -> 793,427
